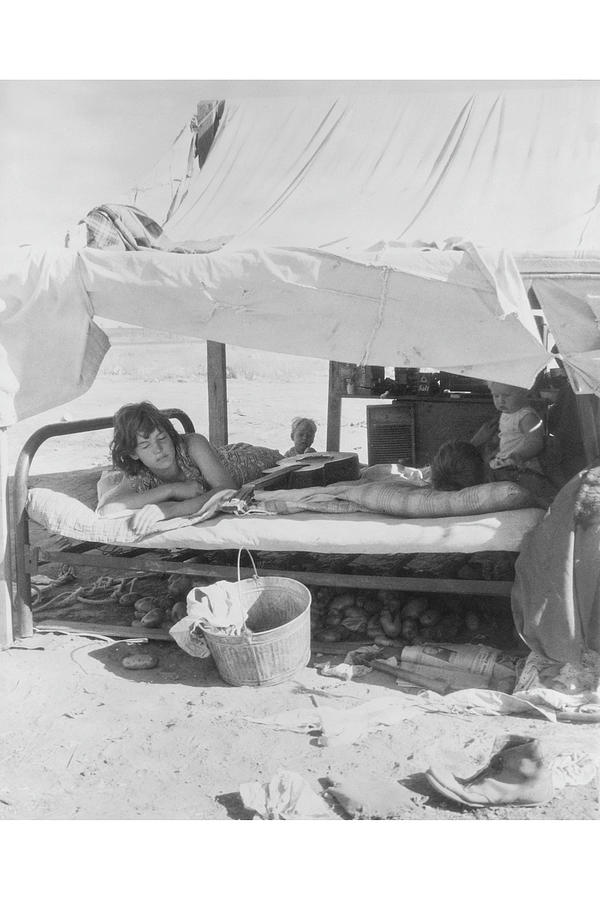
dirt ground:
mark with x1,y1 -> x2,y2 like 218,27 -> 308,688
2,626 -> 598,821
4,333 -> 599,821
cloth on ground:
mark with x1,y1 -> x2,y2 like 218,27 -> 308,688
246,691 -> 557,748
239,770 -> 336,820
326,776 -> 415,819
514,649 -> 600,716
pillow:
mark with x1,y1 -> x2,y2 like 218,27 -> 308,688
29,467 -> 105,510
340,479 -> 535,518
28,488 -> 143,544
27,486 -> 237,544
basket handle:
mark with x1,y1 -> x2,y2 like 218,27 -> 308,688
237,548 -> 259,584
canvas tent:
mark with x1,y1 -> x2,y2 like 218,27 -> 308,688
3,80 -> 600,645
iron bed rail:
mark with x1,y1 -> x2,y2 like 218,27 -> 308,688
13,408 -> 516,642
12,409 -> 195,637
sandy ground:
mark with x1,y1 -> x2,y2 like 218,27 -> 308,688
4,335 -> 599,820
2,630 -> 598,820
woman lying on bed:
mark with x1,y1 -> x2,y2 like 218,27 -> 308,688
97,401 -> 282,534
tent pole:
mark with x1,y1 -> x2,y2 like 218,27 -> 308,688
0,427 -> 14,648
326,362 -> 342,451
576,395 -> 600,466
207,341 -> 228,447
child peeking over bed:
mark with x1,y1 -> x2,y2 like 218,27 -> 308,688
283,417 -> 318,457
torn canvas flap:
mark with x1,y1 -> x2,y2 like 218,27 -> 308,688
0,246 -> 109,425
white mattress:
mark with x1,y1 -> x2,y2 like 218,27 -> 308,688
27,469 -> 545,556
127,508 -> 545,555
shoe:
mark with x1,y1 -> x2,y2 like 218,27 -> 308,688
426,735 -> 554,808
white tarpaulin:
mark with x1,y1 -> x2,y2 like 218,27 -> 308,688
3,82 -> 600,424
160,84 -> 600,254
0,248 -> 109,426
0,240 -> 552,426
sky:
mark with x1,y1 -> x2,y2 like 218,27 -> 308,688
0,80 -> 206,247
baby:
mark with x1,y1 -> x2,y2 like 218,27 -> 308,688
283,417 -> 318,458
486,382 -> 544,474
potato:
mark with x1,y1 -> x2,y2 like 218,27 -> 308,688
140,608 -> 164,628
316,627 -> 343,643
325,610 -> 343,626
401,617 -> 420,642
373,634 -> 404,647
435,613 -> 461,641
419,626 -> 436,642
166,574 -> 195,600
329,592 -> 356,612
376,590 -> 398,605
341,609 -> 368,633
361,596 -> 382,616
465,612 -> 481,632
367,616 -> 383,638
170,601 -> 187,623
134,597 -> 156,614
420,608 -> 442,627
379,609 -> 402,638
401,598 -> 428,620
122,652 -> 158,671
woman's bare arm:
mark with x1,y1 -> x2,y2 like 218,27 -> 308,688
97,480 -> 202,518
184,433 -> 237,490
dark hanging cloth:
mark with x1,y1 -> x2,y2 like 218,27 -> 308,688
511,467 -> 600,663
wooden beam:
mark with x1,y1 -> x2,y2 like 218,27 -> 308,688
576,394 -> 600,466
326,361 -> 343,451
35,620 -> 172,641
0,427 -> 14,648
36,548 -> 514,597
206,341 -> 228,446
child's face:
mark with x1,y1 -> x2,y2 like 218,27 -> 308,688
131,428 -> 176,472
292,424 -> 315,453
488,384 -> 528,414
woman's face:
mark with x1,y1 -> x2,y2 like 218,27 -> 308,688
131,428 -> 176,472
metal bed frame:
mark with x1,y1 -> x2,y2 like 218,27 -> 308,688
12,409 -> 514,640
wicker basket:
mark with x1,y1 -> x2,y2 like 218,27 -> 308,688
201,550 -> 312,687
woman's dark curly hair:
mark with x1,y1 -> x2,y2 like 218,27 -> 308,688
431,440 -> 485,491
110,401 -> 181,476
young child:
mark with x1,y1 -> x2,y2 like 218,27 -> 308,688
486,381 -> 544,474
431,440 -> 486,491
432,384 -> 555,506
283,417 -> 318,457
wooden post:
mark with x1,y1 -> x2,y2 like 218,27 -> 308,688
0,427 -> 14,648
326,361 -> 343,451
206,341 -> 228,447
576,394 -> 600,466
